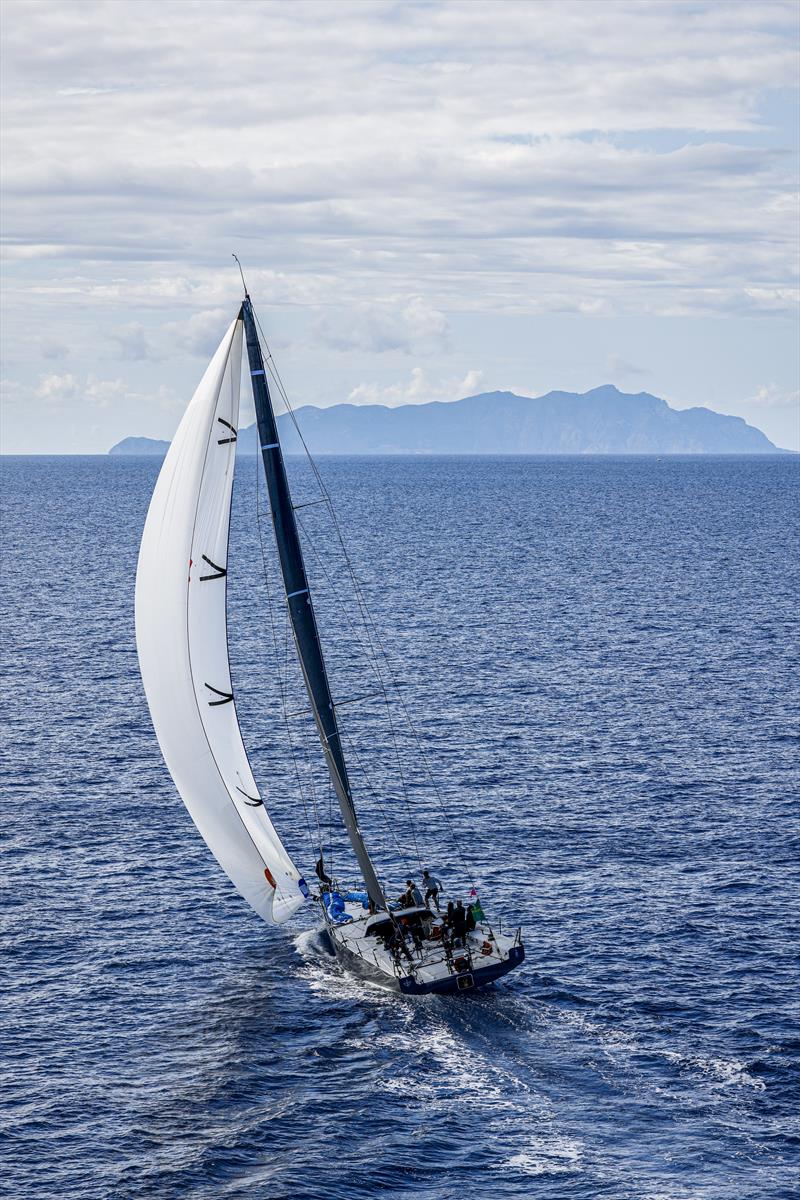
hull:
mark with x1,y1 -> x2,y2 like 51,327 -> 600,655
328,933 -> 405,992
325,900 -> 525,996
398,944 -> 525,995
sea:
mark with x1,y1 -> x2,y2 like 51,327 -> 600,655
2,453 -> 799,1200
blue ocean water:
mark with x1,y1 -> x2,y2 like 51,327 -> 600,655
2,453 -> 799,1200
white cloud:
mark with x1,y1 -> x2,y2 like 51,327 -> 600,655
35,372 -> 79,405
315,297 -> 450,354
1,370 -> 183,453
741,288 -> 800,313
84,376 -> 128,408
57,87 -> 117,97
346,367 -> 484,407
2,1 -> 796,323
34,372 -> 128,408
606,354 -> 650,379
747,383 -> 800,408
1,1 -> 797,450
110,322 -> 153,361
167,308 -> 232,356
30,371 -> 175,412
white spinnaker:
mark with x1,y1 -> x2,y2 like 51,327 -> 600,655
135,314 -> 307,924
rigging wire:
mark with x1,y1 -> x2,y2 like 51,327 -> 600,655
278,574 -> 337,885
251,309 -> 475,888
295,487 -> 417,832
249,313 -> 422,877
252,315 -> 417,784
294,508 -> 424,873
253,450 -> 325,872
338,724 -> 419,874
259,326 -> 473,884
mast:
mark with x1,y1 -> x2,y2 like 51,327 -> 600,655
242,297 -> 387,911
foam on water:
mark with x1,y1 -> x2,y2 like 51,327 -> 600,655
507,1140 -> 583,1177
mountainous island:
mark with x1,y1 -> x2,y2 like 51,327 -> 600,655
109,384 -> 783,455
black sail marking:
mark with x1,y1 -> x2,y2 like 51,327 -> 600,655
199,554 -> 227,581
217,417 -> 238,445
236,785 -> 264,807
205,682 -> 233,706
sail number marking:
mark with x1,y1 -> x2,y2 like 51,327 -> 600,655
199,554 -> 226,581
235,785 -> 264,808
217,417 -> 237,445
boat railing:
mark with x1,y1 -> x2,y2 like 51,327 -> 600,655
339,914 -> 511,981
358,935 -> 453,978
346,933 -> 404,978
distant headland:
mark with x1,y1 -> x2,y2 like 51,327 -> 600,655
108,385 -> 786,455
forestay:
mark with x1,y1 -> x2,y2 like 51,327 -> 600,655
135,314 -> 307,923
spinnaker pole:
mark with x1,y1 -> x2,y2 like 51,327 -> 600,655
242,297 -> 386,911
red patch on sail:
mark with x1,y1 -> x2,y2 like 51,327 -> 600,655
264,867 -> 276,889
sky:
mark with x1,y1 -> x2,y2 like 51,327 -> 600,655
1,0 -> 798,453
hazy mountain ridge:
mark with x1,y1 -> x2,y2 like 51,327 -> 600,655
109,385 -> 783,455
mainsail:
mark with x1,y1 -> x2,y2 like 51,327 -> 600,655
135,313 -> 307,924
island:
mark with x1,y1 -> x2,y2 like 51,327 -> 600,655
109,385 -> 784,455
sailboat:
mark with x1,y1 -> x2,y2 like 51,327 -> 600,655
135,281 -> 524,994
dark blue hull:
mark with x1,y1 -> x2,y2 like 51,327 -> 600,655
328,923 -> 525,996
398,943 -> 525,995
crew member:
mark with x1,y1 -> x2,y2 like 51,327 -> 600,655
421,869 -> 442,911
381,922 -> 413,966
452,899 -> 468,944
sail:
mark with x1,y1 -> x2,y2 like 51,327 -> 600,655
241,298 -> 387,910
135,313 -> 308,924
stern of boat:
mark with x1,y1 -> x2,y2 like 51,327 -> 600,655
325,898 -> 525,996
399,940 -> 525,995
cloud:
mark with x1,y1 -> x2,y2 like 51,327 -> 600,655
57,87 -> 117,97
1,371 -> 182,453
1,1 -> 796,323
606,353 -> 650,378
34,372 -> 127,408
346,366 -> 484,407
747,383 -> 800,408
1,1 -> 797,450
315,297 -> 450,354
41,340 -> 70,360
30,371 -> 176,411
110,322 -> 153,360
166,308 -> 231,356
34,373 -> 79,405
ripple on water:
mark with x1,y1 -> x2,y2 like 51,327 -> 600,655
2,454 -> 799,1200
